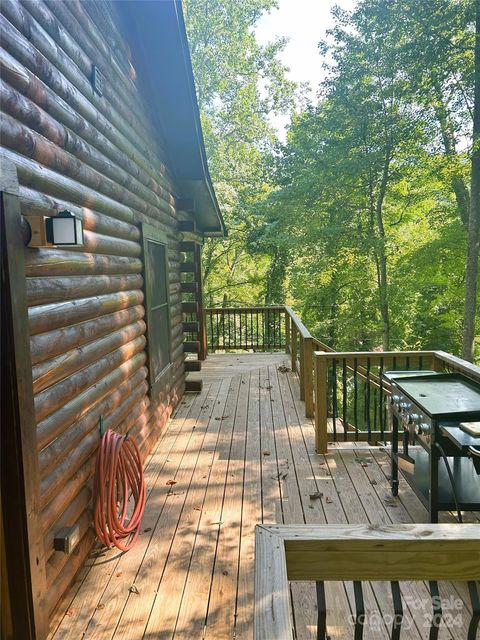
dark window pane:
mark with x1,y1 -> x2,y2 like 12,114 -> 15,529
149,305 -> 170,379
146,240 -> 167,307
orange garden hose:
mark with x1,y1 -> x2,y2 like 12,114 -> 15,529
93,428 -> 146,551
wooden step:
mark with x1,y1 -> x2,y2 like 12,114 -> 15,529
177,220 -> 196,232
182,302 -> 199,314
185,379 -> 203,393
183,341 -> 200,354
180,262 -> 196,273
182,321 -> 200,333
176,198 -> 195,213
184,360 -> 202,372
181,282 -> 198,294
179,241 -> 197,253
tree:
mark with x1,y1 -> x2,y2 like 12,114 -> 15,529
183,0 -> 295,306
256,0 -> 476,357
462,0 -> 480,361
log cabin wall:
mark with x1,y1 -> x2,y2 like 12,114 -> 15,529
0,0 -> 189,621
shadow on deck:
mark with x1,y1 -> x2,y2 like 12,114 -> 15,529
49,353 -> 479,640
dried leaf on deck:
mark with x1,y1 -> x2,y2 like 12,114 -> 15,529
309,491 -> 323,500
129,585 -> 140,595
355,457 -> 372,465
384,496 -> 398,507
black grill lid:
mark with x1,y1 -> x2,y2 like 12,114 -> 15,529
392,373 -> 480,419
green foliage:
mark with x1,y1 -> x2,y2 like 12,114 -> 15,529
185,0 -> 478,361
184,0 -> 295,306
256,0 -> 477,357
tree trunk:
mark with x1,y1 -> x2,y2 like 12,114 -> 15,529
369,147 -> 392,350
433,95 -> 470,227
462,0 -> 480,362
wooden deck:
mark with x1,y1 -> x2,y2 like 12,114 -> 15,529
50,353 -> 478,640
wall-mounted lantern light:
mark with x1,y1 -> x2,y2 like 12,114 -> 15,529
26,210 -> 84,248
46,210 -> 84,246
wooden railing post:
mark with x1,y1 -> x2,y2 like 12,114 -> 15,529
291,324 -> 297,372
299,336 -> 305,400
1,163 -> 48,639
285,312 -> 291,354
304,337 -> 314,418
314,353 -> 328,453
195,242 -> 207,360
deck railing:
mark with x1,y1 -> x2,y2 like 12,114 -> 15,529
205,306 -> 286,352
202,305 -> 480,453
254,523 -> 480,640
313,350 -> 480,453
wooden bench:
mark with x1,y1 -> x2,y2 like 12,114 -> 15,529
254,523 -> 480,640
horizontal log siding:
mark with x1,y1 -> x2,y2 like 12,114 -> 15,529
0,0 -> 186,623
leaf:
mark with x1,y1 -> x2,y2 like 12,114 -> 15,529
325,496 -> 333,504
166,480 -> 177,486
129,585 -> 140,595
278,365 -> 291,373
355,457 -> 372,465
309,491 -> 323,500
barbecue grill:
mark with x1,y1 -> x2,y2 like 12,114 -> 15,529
386,372 -> 480,522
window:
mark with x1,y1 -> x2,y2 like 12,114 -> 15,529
142,223 -> 172,395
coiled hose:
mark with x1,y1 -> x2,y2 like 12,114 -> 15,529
93,428 -> 146,551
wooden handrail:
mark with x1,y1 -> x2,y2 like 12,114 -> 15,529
254,523 -> 480,640
434,350 -> 480,378
313,349 -> 480,453
204,306 -> 480,438
284,305 -> 312,339
205,306 -> 286,352
205,305 -> 285,313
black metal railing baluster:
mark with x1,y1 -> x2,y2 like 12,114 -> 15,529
257,310 -> 260,350
332,359 -> 337,439
342,358 -> 347,440
233,309 -> 236,350
354,358 -> 358,439
272,309 -> 276,349
316,581 -> 327,640
379,357 -> 384,439
390,581 -> 403,640
467,581 -> 480,640
353,581 -> 365,640
429,581 -> 442,640
365,360 -> 371,439
267,308 -> 271,350
239,310 -> 242,349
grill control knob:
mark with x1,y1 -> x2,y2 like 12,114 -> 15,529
408,413 -> 420,424
417,422 -> 431,435
391,394 -> 400,405
399,401 -> 411,412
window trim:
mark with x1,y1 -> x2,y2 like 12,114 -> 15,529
141,222 -> 172,397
